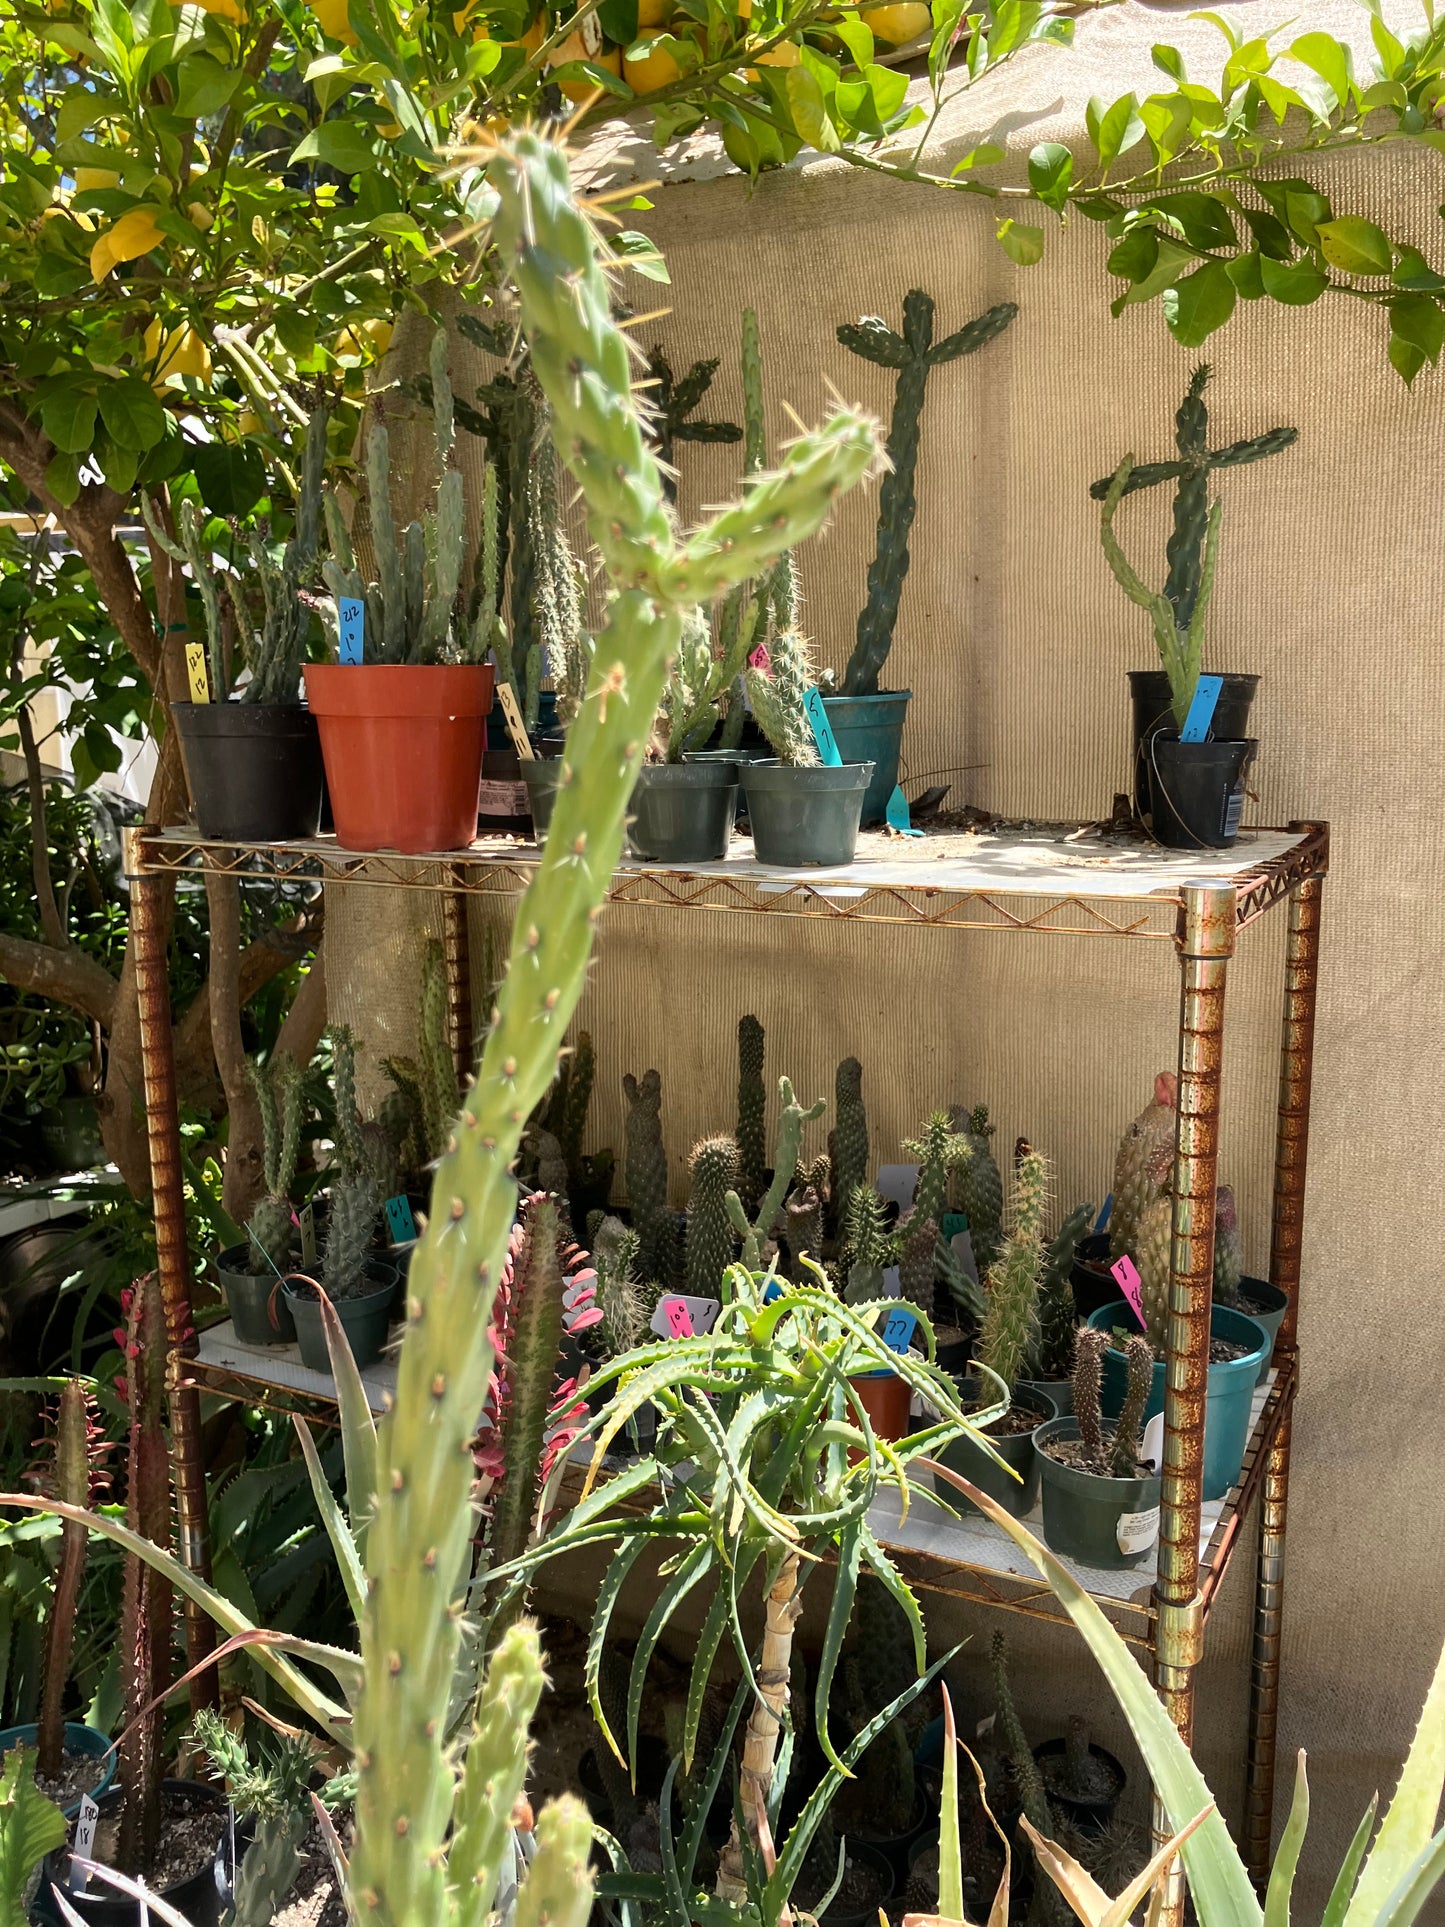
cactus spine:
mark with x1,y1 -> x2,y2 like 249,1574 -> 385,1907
1111,1333 -> 1154,1477
37,1382 -> 99,1779
735,1015 -> 767,1215
954,1104 -> 1003,1273
1032,1201 -> 1094,1381
975,1145 -> 1049,1402
343,131 -> 875,1927
246,1053 -> 304,1275
1213,1183 -> 1243,1308
686,1137 -> 739,1296
1110,1072 -> 1178,1264
1072,1325 -> 1108,1472
324,1026 -> 378,1300
837,291 -> 1017,695
724,1076 -> 826,1270
831,1057 -> 868,1226
1091,366 -> 1297,726
117,1273 -> 170,1876
897,1111 -> 969,1310
623,1069 -> 673,1285
841,1183 -> 894,1303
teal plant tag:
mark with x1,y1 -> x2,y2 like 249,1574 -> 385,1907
384,1194 -> 417,1244
339,598 -> 365,664
802,687 -> 842,766
942,1211 -> 968,1242
885,784 -> 922,835
1179,673 -> 1223,742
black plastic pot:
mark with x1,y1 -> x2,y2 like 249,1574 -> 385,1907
1146,736 -> 1257,849
521,755 -> 563,839
1032,1735 -> 1126,1831
215,1242 -> 295,1346
794,1840 -> 896,1927
741,760 -> 874,867
1129,670 -> 1257,831
1070,1233 -> 1118,1320
1033,1417 -> 1162,1571
847,1788 -> 933,1888
627,761 -> 738,862
283,1265 -> 395,1373
1233,1276 -> 1288,1383
935,1330 -> 973,1375
172,701 -> 325,842
1021,1375 -> 1074,1417
936,1379 -> 1056,1517
46,1780 -> 228,1927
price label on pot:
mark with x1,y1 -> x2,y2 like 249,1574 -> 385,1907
1179,673 -> 1223,743
494,679 -> 534,760
299,1203 -> 316,1264
1116,1505 -> 1160,1556
338,597 -> 365,664
185,642 -> 211,704
1111,1254 -> 1147,1328
71,1794 -> 100,1891
802,687 -> 842,767
384,1194 -> 417,1245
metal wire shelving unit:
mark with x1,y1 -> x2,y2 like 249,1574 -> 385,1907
125,814 -> 1327,1914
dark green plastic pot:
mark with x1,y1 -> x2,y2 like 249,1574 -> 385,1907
215,1241 -> 295,1346
284,1264 -> 395,1373
1033,1417 -> 1162,1571
0,1723 -> 114,1816
819,691 -> 910,826
521,756 -> 563,838
1233,1277 -> 1287,1383
627,761 -> 737,862
1021,1375 -> 1074,1417
1086,1302 -> 1267,1501
741,759 -> 874,867
936,1379 -> 1055,1517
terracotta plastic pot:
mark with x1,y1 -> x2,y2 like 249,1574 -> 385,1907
847,1369 -> 912,1440
304,663 -> 494,853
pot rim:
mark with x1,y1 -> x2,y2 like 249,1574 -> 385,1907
1032,1415 -> 1163,1496
1086,1301 -> 1268,1374
741,758 -> 875,791
816,689 -> 914,708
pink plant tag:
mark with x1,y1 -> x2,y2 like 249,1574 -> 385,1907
747,642 -> 771,674
1111,1254 -> 1147,1328
661,1296 -> 695,1339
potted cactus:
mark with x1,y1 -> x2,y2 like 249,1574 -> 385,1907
740,625 -> 873,866
306,330 -> 496,853
147,408 -> 328,841
215,1053 -> 305,1346
823,290 -> 1017,824
1091,366 -> 1297,848
1034,1325 -> 1162,1571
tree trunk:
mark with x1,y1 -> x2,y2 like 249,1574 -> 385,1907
715,1550 -> 802,1904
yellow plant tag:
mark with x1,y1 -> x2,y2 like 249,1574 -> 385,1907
494,680 -> 534,760
185,643 -> 211,704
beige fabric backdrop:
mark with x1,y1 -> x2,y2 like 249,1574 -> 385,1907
328,1 -> 1445,1907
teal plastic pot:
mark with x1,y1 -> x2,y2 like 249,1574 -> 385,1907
521,756 -> 563,838
1033,1418 -> 1162,1571
819,691 -> 911,825
740,760 -> 874,867
936,1379 -> 1055,1517
1233,1277 -> 1288,1383
284,1265 -> 395,1374
627,761 -> 737,862
0,1723 -> 114,1816
215,1242 -> 295,1346
1086,1302 -> 1268,1501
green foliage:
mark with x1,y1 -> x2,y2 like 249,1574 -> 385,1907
686,1136 -> 739,1296
976,1144 -> 1049,1400
623,1068 -> 674,1286
954,1104 -> 1003,1279
724,1075 -> 826,1269
0,1746 -> 65,1927
247,1054 -> 305,1277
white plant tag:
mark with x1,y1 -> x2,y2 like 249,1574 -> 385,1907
876,1163 -> 919,1211
975,1713 -> 996,1739
71,1794 -> 100,1891
948,1231 -> 978,1284
1117,1505 -> 1160,1556
1140,1412 -> 1165,1472
881,1265 -> 901,1299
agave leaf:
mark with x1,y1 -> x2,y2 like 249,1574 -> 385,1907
317,1292 -> 377,1550
0,1747 -> 66,1927
1371,1827 -> 1445,1927
292,1416 -> 365,1624
1345,1638 -> 1445,1927
937,1688 -> 964,1923
1322,1798 -> 1380,1927
1263,1752 -> 1310,1927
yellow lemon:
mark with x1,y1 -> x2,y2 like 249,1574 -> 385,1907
859,0 -> 930,42
308,0 -> 357,43
335,316 -> 393,362
236,406 -> 262,436
624,38 -> 681,91
547,30 -> 621,99
190,0 -> 248,20
752,36 -> 799,64
142,318 -> 213,388
637,0 -> 672,23
90,206 -> 164,282
73,166 -> 119,194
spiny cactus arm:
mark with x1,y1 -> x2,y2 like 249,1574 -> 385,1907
1099,462 -> 1164,614
512,1797 -> 595,1927
926,299 -> 1018,366
37,1382 -> 92,1779
323,492 -> 358,579
1073,1325 -> 1107,1473
1088,457 -> 1187,501
487,1200 -> 569,1591
448,1622 -> 548,1927
1111,1334 -> 1154,1478
1208,426 -> 1300,470
364,423 -> 403,664
1175,498 -> 1224,726
231,1810 -> 309,1927
741,308 -> 765,477
745,1077 -> 826,1262
836,317 -> 910,368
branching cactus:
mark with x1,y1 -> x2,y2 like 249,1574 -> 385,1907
975,1144 -> 1049,1403
837,290 -> 1017,695
735,1015 -> 767,1215
344,129 -> 876,1927
1111,1333 -> 1154,1477
782,1181 -> 823,1277
830,1056 -> 868,1228
953,1103 -> 1003,1273
744,621 -> 820,766
1110,1072 -> 1178,1264
643,346 -> 742,501
1091,366 -> 1297,726
623,1069 -> 673,1285
897,1111 -> 970,1310
841,1182 -> 895,1303
36,1381 -> 106,1779
686,1136 -> 739,1296
193,1709 -> 318,1927
1032,1201 -> 1095,1382
116,1273 -> 171,1876
724,1076 -> 826,1269
324,1026 -> 378,1300
1213,1183 -> 1244,1308
246,1053 -> 304,1276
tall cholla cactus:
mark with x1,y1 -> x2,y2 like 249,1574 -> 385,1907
953,1103 -> 1003,1273
837,290 -> 1017,696
686,1136 -> 739,1295
321,330 -> 481,666
246,1053 -> 304,1275
1091,366 -> 1297,727
897,1110 -> 970,1310
324,1026 -> 378,1300
830,1056 -> 868,1227
343,130 -> 876,1927
744,620 -> 821,766
192,1709 -> 319,1927
735,1015 -> 767,1214
1110,1072 -> 1178,1264
36,1381 -> 107,1779
143,405 -> 327,703
117,1273 -> 171,1876
975,1143 -> 1049,1402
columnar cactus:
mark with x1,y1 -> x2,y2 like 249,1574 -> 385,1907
418,940 -> 461,1165
990,1630 -> 1054,1856
744,621 -> 821,766
345,128 -> 877,1927
1072,1325 -> 1109,1472
897,1111 -> 970,1310
246,1053 -> 304,1275
1135,1192 -> 1174,1354
1110,1072 -> 1178,1264
1111,1333 -> 1154,1477
1031,1201 -> 1095,1381
588,1215 -> 644,1357
724,1076 -> 826,1269
1213,1183 -> 1243,1308
735,1015 -> 767,1215
643,346 -> 742,501
623,1069 -> 674,1285
1091,366 -> 1297,726
542,1031 -> 597,1198
117,1273 -> 171,1876
830,1056 -> 868,1225
527,411 -> 592,727
324,1026 -> 378,1300
975,1144 -> 1049,1402
953,1103 -> 1003,1273
686,1136 -> 739,1296
37,1381 -> 104,1779
837,291 -> 1017,695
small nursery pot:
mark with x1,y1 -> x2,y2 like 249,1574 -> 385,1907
283,1265 -> 396,1374
1033,1417 -> 1162,1572
48,1780 -> 228,1927
819,690 -> 911,826
741,759 -> 874,867
0,1723 -> 114,1817
214,1241 -> 295,1346
1129,669 -> 1258,831
172,701 -> 325,842
304,662 -> 494,853
795,1839 -> 897,1927
626,761 -> 738,862
1069,1232 -> 1118,1320
1086,1302 -> 1268,1501
1020,1375 -> 1074,1418
1232,1277 -> 1288,1382
1144,735 -> 1257,850
521,755 -> 564,839
1031,1735 -> 1127,1831
936,1379 -> 1055,1518
846,1368 -> 913,1441
848,1787 -> 934,1889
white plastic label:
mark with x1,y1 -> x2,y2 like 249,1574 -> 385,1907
1117,1505 -> 1160,1556
875,1163 -> 919,1211
1140,1412 -> 1165,1473
71,1794 -> 100,1891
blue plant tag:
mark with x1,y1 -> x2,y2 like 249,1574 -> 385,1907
1095,1192 -> 1114,1233
880,1307 -> 917,1354
802,687 -> 842,766
339,597 -> 365,664
762,1280 -> 785,1304
384,1194 -> 416,1244
1179,673 -> 1223,742
885,784 -> 922,835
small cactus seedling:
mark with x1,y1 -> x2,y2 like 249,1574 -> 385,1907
975,1143 -> 1049,1404
246,1053 -> 305,1276
1091,366 -> 1297,726
686,1136 -> 739,1295
735,1015 -> 767,1216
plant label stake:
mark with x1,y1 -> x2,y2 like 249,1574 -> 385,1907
1140,1411 -> 1165,1472
884,784 -> 922,835
942,1211 -> 968,1243
184,642 -> 210,704
650,1294 -> 720,1340
1111,1254 -> 1147,1328
880,1306 -> 917,1353
949,1229 -> 979,1283
747,641 -> 771,675
384,1194 -> 417,1245
1179,673 -> 1223,743
494,678 -> 534,760
1095,1192 -> 1114,1233
338,597 -> 365,664
299,1203 -> 316,1265
802,687 -> 842,766
71,1795 -> 100,1892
